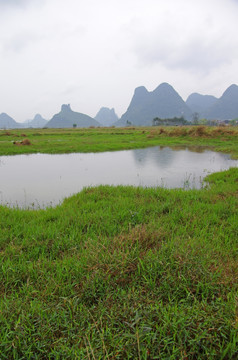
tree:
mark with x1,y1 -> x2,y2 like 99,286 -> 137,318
152,118 -> 160,126
198,118 -> 208,125
192,112 -> 199,124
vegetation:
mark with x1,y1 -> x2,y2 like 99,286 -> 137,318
152,116 -> 188,126
0,126 -> 237,358
0,125 -> 238,158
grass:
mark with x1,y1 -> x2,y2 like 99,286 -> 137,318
0,125 -> 238,158
0,126 -> 237,358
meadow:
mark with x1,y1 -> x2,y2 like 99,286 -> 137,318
0,125 -> 238,157
0,126 -> 237,359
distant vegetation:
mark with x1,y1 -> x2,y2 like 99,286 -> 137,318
152,116 -> 188,126
153,116 -> 238,127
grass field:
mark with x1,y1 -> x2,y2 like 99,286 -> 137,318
0,125 -> 238,158
0,126 -> 237,359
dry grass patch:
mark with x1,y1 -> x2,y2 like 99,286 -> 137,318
13,138 -> 32,146
82,224 -> 166,277
208,258 -> 238,286
110,224 -> 166,254
169,127 -> 188,136
21,138 -> 31,145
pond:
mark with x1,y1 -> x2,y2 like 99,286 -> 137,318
0,146 -> 237,208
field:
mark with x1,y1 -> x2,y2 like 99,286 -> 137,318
0,126 -> 237,359
0,125 -> 238,157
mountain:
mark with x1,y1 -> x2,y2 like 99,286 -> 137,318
204,84 -> 238,120
0,113 -> 22,129
116,83 -> 192,126
94,107 -> 118,126
186,93 -> 218,116
46,104 -> 100,128
24,114 -> 48,128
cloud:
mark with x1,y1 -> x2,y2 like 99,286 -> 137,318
0,0 -> 24,5
129,0 -> 238,74
0,0 -> 40,7
0,0 -> 237,121
134,36 -> 233,74
3,32 -> 40,54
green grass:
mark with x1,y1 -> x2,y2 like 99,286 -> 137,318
0,126 -> 237,358
0,126 -> 238,158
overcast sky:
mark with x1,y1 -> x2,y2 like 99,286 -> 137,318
0,0 -> 238,122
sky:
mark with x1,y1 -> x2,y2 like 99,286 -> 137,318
0,0 -> 238,122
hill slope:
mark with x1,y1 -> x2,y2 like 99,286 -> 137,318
0,113 -> 22,129
94,107 -> 118,126
24,114 -> 48,128
205,84 -> 238,120
46,104 -> 100,128
186,93 -> 218,116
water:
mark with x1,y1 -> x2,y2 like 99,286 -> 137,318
0,146 -> 237,208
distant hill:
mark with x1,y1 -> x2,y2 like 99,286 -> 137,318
46,104 -> 100,128
204,84 -> 238,120
24,114 -> 48,128
186,93 -> 218,116
94,107 -> 118,126
0,113 -> 22,129
115,83 -> 192,126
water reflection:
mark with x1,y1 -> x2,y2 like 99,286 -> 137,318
133,147 -> 176,168
0,146 -> 237,208
160,145 -> 207,153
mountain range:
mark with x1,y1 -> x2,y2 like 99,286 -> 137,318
23,114 -> 48,128
0,113 -> 47,129
186,84 -> 238,120
116,83 -> 238,126
116,83 -> 193,126
1,83 -> 238,129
